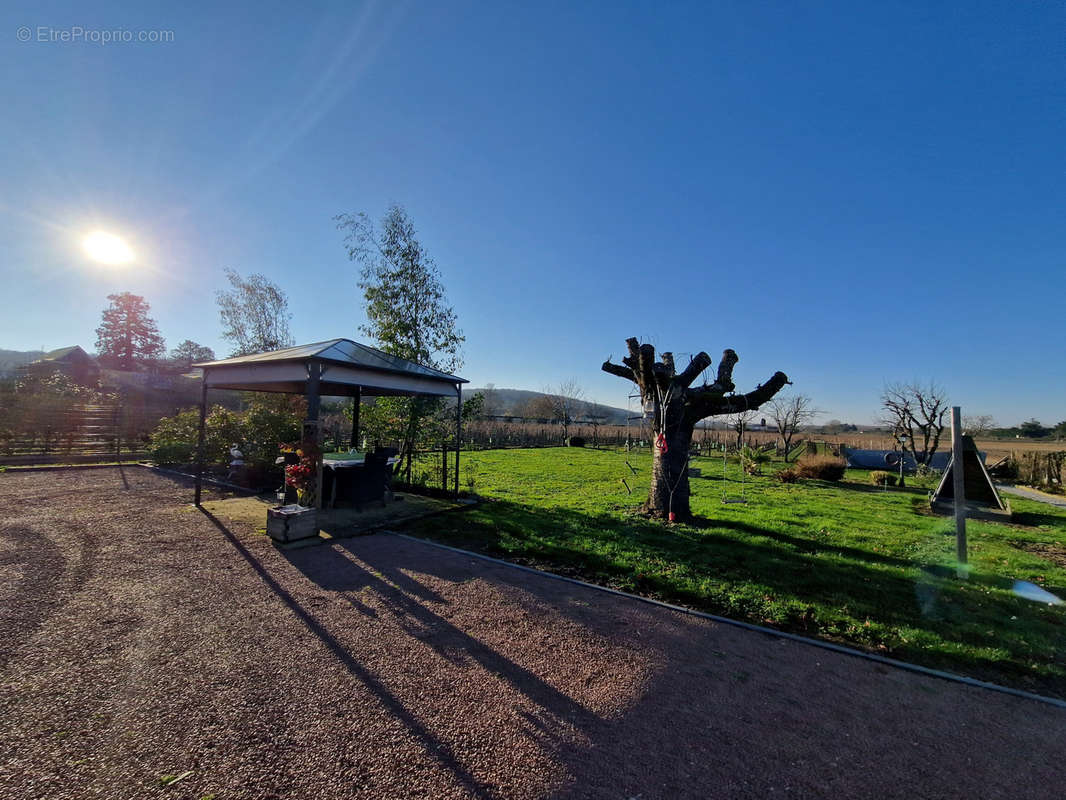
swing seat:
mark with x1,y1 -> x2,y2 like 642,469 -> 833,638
722,497 -> 748,504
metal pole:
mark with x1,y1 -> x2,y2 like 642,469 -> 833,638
350,387 -> 361,450
306,361 -> 322,510
951,406 -> 968,578
194,374 -> 208,506
455,384 -> 462,497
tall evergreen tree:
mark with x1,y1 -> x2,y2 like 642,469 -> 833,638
94,292 -> 166,370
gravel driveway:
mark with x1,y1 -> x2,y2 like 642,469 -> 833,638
2,467 -> 1064,799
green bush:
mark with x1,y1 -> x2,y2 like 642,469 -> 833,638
796,454 -> 847,481
149,400 -> 302,468
870,470 -> 898,487
740,444 -> 771,476
149,409 -> 201,464
240,398 -> 302,467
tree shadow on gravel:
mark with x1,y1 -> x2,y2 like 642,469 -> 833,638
198,508 -> 498,800
283,535 -> 600,728
398,499 -> 1066,694
337,528 -> 1066,800
0,526 -> 66,671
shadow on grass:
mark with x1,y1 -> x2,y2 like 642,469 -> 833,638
1012,510 -> 1066,529
686,514 -> 917,570
836,480 -> 934,496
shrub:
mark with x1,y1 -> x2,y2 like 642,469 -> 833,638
870,470 -> 898,487
740,444 -> 770,475
148,399 -> 302,468
241,398 -> 302,467
775,468 -> 799,483
796,454 -> 847,481
149,409 -> 202,464
567,436 -> 586,447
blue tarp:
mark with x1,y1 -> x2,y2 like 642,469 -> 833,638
843,449 -> 984,472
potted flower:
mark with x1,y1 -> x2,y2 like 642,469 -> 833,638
266,440 -> 320,543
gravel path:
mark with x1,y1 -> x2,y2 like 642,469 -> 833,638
2,467 -> 1064,799
998,484 -> 1066,508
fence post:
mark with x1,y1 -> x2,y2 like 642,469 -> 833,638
951,406 -> 968,579
115,401 -> 122,463
442,441 -> 448,492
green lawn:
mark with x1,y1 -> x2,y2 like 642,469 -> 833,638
406,447 -> 1066,696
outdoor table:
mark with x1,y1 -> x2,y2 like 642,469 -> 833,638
323,454 -> 399,509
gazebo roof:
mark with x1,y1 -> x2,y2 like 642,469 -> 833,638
195,338 -> 466,397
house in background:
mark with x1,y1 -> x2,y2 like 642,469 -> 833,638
26,346 -> 101,386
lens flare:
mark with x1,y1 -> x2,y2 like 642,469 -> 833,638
83,231 -> 134,265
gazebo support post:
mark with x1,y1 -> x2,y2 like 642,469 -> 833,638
350,387 -> 361,450
306,361 -> 322,510
194,375 -> 208,506
455,384 -> 462,497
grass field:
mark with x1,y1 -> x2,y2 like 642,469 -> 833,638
407,447 -> 1066,696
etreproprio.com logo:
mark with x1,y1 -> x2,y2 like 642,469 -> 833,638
16,25 -> 175,44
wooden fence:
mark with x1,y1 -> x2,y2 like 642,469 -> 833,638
1014,451 -> 1065,491
0,396 -> 173,464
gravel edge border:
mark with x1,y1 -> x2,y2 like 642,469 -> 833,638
389,532 -> 1066,711
143,463 -> 260,494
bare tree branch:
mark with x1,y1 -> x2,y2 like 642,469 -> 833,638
963,414 -> 996,437
674,351 -> 712,389
661,352 -> 675,376
712,349 -> 739,393
766,394 -> 819,461
601,360 -> 635,382
638,344 -> 656,392
688,371 -> 790,421
623,337 -> 642,375
881,380 -> 949,465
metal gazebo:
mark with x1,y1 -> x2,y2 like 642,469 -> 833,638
192,339 -> 467,506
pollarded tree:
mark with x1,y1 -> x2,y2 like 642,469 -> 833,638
95,292 -> 166,370
603,338 -> 788,520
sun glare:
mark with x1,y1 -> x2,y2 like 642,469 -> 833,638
83,231 -> 135,265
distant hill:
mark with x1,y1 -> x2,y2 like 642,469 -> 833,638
468,387 -> 630,425
0,348 -> 44,376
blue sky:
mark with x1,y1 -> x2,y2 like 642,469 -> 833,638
1,1 -> 1063,424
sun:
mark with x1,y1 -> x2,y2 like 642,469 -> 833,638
83,231 -> 135,265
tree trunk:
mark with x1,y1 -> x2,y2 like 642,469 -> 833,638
647,420 -> 694,518
603,338 -> 788,523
